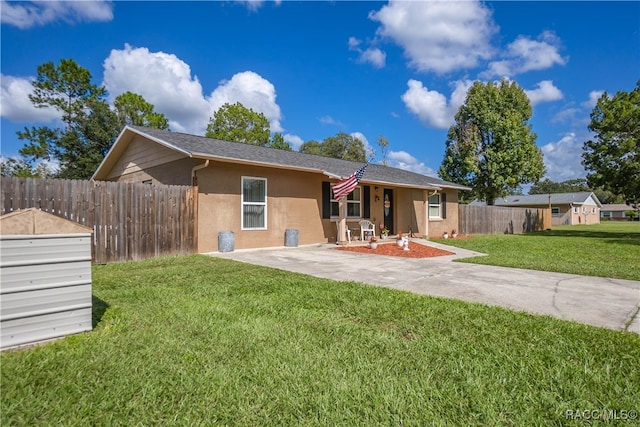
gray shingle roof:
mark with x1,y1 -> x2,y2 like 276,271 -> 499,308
601,204 -> 634,212
127,126 -> 470,190
472,192 -> 601,206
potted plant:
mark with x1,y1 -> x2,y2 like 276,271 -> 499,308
396,232 -> 404,247
443,231 -> 449,239
369,236 -> 378,249
451,229 -> 457,238
380,223 -> 389,239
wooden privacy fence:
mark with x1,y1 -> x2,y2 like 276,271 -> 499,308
0,177 -> 197,264
459,204 -> 551,235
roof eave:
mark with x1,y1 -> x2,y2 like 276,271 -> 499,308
190,152 -> 327,176
363,179 -> 442,191
96,127 -> 470,191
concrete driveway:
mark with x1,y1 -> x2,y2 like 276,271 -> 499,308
209,240 -> 640,334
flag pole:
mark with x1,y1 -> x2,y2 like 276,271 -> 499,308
332,164 -> 368,245
338,196 -> 347,245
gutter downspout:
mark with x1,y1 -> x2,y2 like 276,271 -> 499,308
191,160 -> 210,186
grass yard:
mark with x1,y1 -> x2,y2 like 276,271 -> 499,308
2,255 -> 639,426
438,222 -> 640,281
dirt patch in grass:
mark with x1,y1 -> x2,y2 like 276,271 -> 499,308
335,241 -> 455,258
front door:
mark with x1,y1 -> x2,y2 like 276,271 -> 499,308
383,189 -> 394,234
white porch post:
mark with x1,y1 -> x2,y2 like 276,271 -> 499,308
338,196 -> 348,244
423,189 -> 430,239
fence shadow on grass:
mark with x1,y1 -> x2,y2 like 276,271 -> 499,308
92,295 -> 109,328
524,227 -> 640,246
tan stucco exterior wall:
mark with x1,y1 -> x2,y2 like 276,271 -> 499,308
549,205 -> 600,226
365,187 -> 459,240
571,206 -> 600,225
424,190 -> 460,238
196,164 -> 462,251
196,162 -> 329,252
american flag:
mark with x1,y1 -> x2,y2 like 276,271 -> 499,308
332,164 -> 368,200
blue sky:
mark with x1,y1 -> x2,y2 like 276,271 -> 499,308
1,1 -> 638,183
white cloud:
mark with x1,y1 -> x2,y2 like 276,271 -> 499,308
553,89 -> 604,127
209,71 -> 283,132
0,74 -> 60,123
551,107 -> 581,125
348,37 -> 386,68
0,0 -> 113,29
525,80 -> 563,106
103,45 -> 283,135
583,90 -> 604,108
235,0 -> 281,12
483,31 -> 567,78
348,37 -> 360,50
370,0 -> 497,74
350,131 -> 374,157
284,133 -> 303,150
401,79 -> 473,129
387,150 -> 436,177
540,132 -> 586,181
103,44 -> 211,134
319,115 -> 343,126
360,48 -> 386,69
350,131 -> 368,145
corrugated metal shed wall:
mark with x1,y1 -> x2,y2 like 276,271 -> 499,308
0,234 -> 93,350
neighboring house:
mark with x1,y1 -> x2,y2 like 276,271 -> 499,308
471,192 -> 602,226
600,204 -> 635,220
92,126 -> 470,252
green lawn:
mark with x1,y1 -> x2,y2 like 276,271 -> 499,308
2,255 -> 639,426
439,222 -> 640,281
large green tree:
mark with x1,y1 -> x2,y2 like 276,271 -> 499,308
299,132 -> 366,162
439,79 -> 545,204
205,102 -> 270,145
17,59 -> 119,179
0,157 -> 55,178
15,59 -> 170,179
298,140 -> 323,156
114,91 -> 169,130
582,81 -> 640,206
267,133 -> 292,150
529,178 -> 591,195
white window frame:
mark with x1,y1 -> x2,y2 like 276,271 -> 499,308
551,207 -> 560,217
330,186 -> 362,219
241,176 -> 267,230
428,194 -> 441,219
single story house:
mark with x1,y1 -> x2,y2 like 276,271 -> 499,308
472,192 -> 601,226
600,204 -> 636,220
92,126 -> 470,252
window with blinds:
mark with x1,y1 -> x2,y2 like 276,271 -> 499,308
428,194 -> 441,219
242,177 -> 267,230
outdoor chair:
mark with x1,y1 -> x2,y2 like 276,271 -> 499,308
359,220 -> 376,241
336,222 -> 351,243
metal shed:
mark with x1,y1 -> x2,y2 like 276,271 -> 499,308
1,209 -> 93,350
